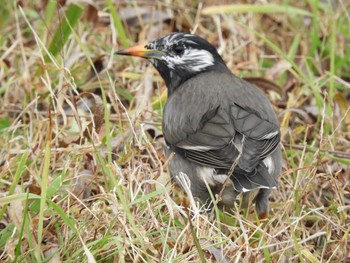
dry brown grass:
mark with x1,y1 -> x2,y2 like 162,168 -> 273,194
0,0 -> 349,262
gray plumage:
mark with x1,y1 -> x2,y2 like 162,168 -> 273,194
116,33 -> 282,217
164,71 -> 282,215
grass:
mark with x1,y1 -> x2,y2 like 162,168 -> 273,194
0,0 -> 350,262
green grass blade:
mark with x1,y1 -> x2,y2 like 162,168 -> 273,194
106,0 -> 129,48
48,200 -> 77,233
29,174 -> 63,212
328,17 -> 336,100
307,0 -> 321,57
36,129 -> 52,262
0,223 -> 15,249
239,22 -> 306,81
0,151 -> 30,221
0,193 -> 40,205
94,151 -> 151,261
45,4 -> 83,62
129,186 -> 169,206
39,0 -> 57,40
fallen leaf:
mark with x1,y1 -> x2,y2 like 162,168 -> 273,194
85,4 -> 98,25
72,169 -> 94,200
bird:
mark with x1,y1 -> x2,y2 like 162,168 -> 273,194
116,32 -> 282,218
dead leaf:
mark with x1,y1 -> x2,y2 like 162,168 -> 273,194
26,183 -> 41,195
80,92 -> 104,138
7,187 -> 24,230
266,60 -> 292,80
200,240 -> 231,263
334,92 -> 350,138
46,246 -> 61,263
85,4 -> 98,25
58,134 -> 80,148
72,169 -> 93,200
57,92 -> 104,146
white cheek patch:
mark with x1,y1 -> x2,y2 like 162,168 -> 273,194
163,48 -> 214,72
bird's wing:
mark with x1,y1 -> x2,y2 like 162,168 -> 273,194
230,103 -> 280,172
169,104 -> 279,170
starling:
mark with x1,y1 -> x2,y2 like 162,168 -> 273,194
116,33 -> 282,218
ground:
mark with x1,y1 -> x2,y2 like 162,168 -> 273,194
0,0 -> 349,262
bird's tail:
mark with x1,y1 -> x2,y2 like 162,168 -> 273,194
230,164 -> 278,192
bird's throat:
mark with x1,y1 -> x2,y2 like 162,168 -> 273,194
156,66 -> 184,96
166,71 -> 184,95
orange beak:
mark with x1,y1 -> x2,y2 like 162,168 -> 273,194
115,45 -> 165,60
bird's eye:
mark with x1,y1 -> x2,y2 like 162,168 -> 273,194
173,44 -> 184,55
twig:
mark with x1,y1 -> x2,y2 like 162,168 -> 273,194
283,143 -> 350,160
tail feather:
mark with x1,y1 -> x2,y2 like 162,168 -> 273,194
230,164 -> 277,192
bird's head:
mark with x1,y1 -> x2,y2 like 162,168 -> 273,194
116,33 -> 229,93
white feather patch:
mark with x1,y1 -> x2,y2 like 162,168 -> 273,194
196,167 -> 232,187
163,48 -> 214,72
241,185 -> 276,192
261,130 -> 279,139
196,166 -> 216,186
180,145 -> 213,151
263,155 -> 275,175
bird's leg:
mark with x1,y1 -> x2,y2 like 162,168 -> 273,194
254,188 -> 272,220
240,191 -> 251,217
241,192 -> 251,209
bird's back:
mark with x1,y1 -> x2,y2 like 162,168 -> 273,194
163,71 -> 279,145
